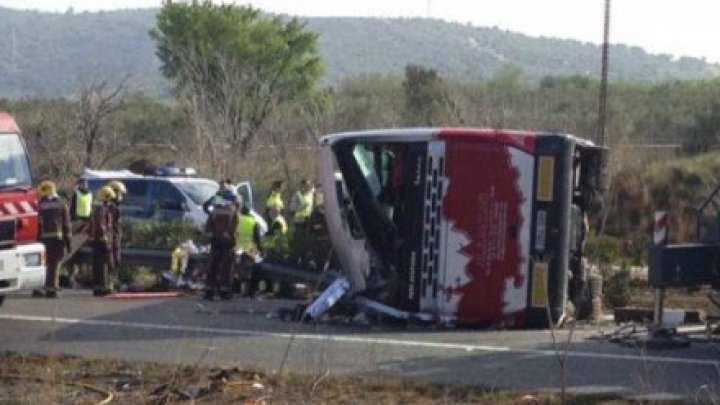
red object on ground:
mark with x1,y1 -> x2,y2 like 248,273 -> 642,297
107,291 -> 184,299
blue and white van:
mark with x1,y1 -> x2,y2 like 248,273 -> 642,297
83,168 -> 267,234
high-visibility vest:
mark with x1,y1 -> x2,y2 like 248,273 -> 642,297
266,191 -> 284,210
236,214 -> 257,251
273,215 -> 288,235
75,190 -> 92,219
294,191 -> 314,221
265,215 -> 289,251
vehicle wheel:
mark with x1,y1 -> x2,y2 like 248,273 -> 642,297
0,295 -> 5,306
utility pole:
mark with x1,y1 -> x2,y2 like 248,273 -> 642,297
597,0 -> 611,146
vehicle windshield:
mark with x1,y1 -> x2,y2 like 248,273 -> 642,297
0,134 -> 32,189
174,180 -> 219,205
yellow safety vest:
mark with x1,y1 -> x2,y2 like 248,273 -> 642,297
265,215 -> 289,252
75,190 -> 92,219
236,214 -> 257,251
266,191 -> 284,210
294,191 -> 313,221
274,215 -> 288,235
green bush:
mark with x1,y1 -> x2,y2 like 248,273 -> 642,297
121,219 -> 205,250
585,234 -> 622,264
603,268 -> 631,309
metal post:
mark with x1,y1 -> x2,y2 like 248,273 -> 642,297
652,210 -> 668,328
653,288 -> 665,327
597,0 -> 611,146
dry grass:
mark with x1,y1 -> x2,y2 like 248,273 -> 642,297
0,351 -> 632,404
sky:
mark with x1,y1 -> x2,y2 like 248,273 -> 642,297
1,0 -> 718,63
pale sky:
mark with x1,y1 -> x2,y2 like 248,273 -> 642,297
1,0 -> 718,63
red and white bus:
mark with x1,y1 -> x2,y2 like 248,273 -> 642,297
319,128 -> 605,327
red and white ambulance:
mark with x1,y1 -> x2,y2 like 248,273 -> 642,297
0,112 -> 45,305
319,128 -> 605,327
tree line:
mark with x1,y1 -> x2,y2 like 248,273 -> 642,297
1,1 -> 719,223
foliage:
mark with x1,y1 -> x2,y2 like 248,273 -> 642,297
602,268 -> 631,309
585,234 -> 623,264
151,1 -> 324,159
402,64 -> 447,126
121,219 -> 204,250
1,7 -> 719,97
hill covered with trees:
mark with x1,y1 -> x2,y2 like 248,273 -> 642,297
0,6 -> 718,97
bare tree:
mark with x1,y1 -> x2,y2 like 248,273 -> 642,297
75,79 -> 128,168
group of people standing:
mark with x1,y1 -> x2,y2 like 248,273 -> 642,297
33,175 -> 319,301
34,178 -> 126,298
201,178 -> 318,300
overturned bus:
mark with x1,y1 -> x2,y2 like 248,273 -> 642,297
318,128 -> 606,328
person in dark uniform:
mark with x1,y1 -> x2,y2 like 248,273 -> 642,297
89,186 -> 116,296
34,180 -> 72,298
203,190 -> 239,301
106,180 -> 126,271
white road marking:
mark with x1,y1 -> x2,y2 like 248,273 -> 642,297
0,313 -> 718,367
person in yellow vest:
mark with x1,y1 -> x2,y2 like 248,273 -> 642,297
34,180 -> 72,298
263,206 -> 289,257
265,180 -> 284,220
236,204 -> 263,296
70,178 -> 93,224
65,178 -> 93,288
289,179 -> 315,227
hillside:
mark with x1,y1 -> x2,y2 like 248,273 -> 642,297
0,6 -> 718,97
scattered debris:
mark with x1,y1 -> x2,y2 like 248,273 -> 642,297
599,324 -> 691,349
303,277 -> 350,320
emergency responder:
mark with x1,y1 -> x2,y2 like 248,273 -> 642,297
70,178 -> 93,223
203,178 -> 234,215
236,203 -> 264,296
289,179 -> 315,227
64,177 -> 93,288
265,180 -> 284,219
89,186 -> 115,296
203,189 -> 239,300
263,206 -> 288,257
33,180 -> 72,298
107,180 -> 126,269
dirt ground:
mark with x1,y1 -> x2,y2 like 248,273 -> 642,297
0,351 -> 636,404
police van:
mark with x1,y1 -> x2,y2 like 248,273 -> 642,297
83,167 -> 267,233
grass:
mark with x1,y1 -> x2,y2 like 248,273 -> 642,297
0,351 -> 634,404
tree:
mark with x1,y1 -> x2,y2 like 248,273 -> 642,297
150,1 -> 324,174
402,65 -> 446,126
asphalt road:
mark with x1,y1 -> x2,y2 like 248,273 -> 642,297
0,291 -> 718,401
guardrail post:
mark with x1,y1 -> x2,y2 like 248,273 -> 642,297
652,210 -> 668,327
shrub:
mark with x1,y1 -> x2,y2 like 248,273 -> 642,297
603,267 -> 631,309
121,219 -> 205,250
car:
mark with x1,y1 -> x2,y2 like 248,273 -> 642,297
83,168 -> 267,234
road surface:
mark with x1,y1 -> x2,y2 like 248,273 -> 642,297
0,291 -> 718,401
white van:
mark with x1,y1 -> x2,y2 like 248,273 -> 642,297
83,169 -> 267,234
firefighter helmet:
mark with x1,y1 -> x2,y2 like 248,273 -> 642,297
107,180 -> 127,197
97,186 -> 116,202
37,180 -> 57,198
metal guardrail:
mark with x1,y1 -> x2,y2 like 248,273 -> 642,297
70,247 -> 321,284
